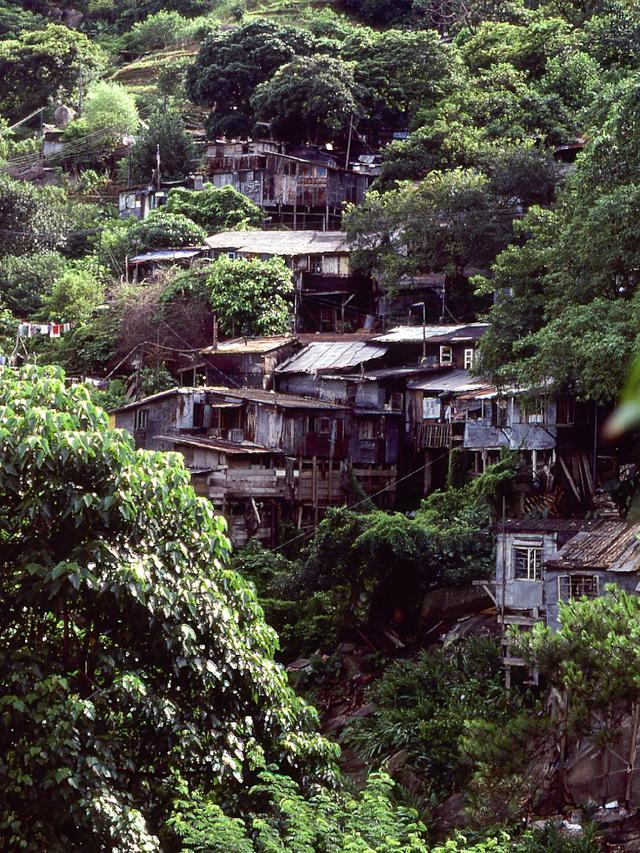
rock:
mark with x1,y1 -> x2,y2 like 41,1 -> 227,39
385,749 -> 410,776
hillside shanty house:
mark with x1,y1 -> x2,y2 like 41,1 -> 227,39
204,230 -> 375,332
459,386 -> 601,514
126,248 -> 204,282
206,140 -> 368,229
155,434 -> 287,546
275,339 -> 401,486
118,176 -> 206,221
111,384 -> 397,538
494,518 -> 639,685
372,323 -> 489,368
406,369 -> 493,493
178,336 -> 299,390
544,519 -> 640,629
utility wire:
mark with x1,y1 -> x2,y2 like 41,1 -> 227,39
271,449 -> 450,553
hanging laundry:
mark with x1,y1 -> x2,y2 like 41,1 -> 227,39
39,324 -> 50,335
18,323 -> 28,337
50,324 -> 61,338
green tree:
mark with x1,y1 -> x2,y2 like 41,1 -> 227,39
0,366 -> 338,849
0,252 -> 66,317
166,184 -> 262,232
41,262 -> 107,324
341,28 -> 460,133
120,10 -> 197,53
252,55 -> 361,144
129,108 -> 196,183
205,256 -> 293,336
0,178 -> 73,258
168,770 -> 429,851
97,211 -> 206,273
478,75 -> 640,402
345,169 -> 514,317
186,20 -> 317,138
516,588 -> 640,803
0,24 -> 104,120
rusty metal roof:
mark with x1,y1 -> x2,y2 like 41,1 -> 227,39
155,435 -> 280,455
547,520 -> 640,573
276,341 -> 387,374
111,384 -> 348,414
205,230 -> 349,255
205,386 -> 349,410
499,518 -> 598,535
201,336 -> 296,356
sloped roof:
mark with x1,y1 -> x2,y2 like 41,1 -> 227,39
111,385 -> 348,414
373,323 -> 489,345
129,248 -> 203,264
546,520 -> 640,573
156,435 -> 280,456
206,386 -> 349,410
276,341 -> 387,374
407,370 -> 492,394
205,230 -> 349,256
201,336 -> 296,356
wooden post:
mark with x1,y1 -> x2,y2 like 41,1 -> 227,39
626,702 -> 640,806
312,455 -> 318,526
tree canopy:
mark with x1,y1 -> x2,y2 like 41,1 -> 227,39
186,20 -> 317,138
0,366 -> 337,849
205,256 -> 294,337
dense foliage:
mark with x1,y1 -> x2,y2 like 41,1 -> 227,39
0,367 -> 337,849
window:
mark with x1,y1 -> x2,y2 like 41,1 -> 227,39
316,417 -> 332,434
193,403 -> 204,429
134,409 -> 148,431
558,574 -> 599,600
521,398 -> 545,424
513,546 -> 542,581
556,396 -> 575,425
423,397 -> 440,420
389,392 -> 403,412
440,345 -> 453,366
492,399 -> 508,427
464,348 -> 475,370
309,257 -> 323,275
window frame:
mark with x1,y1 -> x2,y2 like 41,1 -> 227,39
513,545 -> 543,581
464,348 -> 475,370
440,345 -> 453,366
558,574 -> 599,600
134,408 -> 148,431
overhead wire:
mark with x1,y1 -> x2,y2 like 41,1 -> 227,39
270,449 -> 450,553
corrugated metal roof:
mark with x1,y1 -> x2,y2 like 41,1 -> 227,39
201,336 -> 296,356
373,323 -> 488,345
407,370 -> 491,393
110,387 -> 191,414
156,435 -> 279,455
547,520 -> 640,573
206,386 -> 349,410
112,385 -> 348,414
500,518 -> 597,535
205,230 -> 349,256
129,248 -> 203,263
276,341 -> 387,374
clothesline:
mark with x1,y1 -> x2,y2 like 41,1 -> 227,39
17,322 -> 73,339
